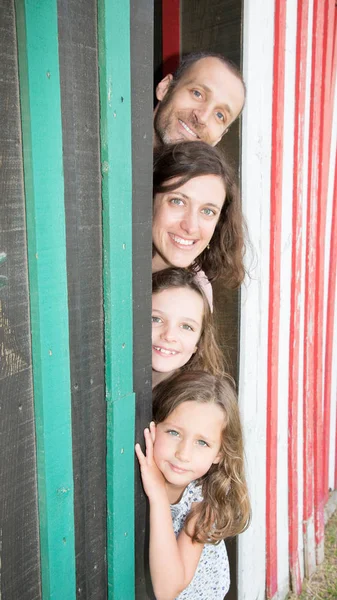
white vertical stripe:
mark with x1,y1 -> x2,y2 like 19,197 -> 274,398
239,1 -> 275,598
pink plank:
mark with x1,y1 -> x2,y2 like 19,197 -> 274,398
288,0 -> 309,593
266,0 -> 287,597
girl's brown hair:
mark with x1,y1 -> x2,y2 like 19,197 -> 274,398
152,268 -> 225,377
152,370 -> 251,543
153,142 -> 246,287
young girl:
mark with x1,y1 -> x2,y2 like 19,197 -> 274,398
135,370 -> 251,600
152,268 -> 225,388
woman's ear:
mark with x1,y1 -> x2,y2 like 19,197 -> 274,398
156,74 -> 173,101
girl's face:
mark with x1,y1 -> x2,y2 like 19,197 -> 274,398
152,175 -> 225,272
152,287 -> 203,377
153,400 -> 224,502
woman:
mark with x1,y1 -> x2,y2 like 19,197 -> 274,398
152,141 -> 246,292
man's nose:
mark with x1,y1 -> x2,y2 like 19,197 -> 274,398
193,104 -> 212,125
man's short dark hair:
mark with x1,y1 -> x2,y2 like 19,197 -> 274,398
172,52 -> 246,99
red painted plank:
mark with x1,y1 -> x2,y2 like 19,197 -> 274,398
322,1 -> 337,504
288,0 -> 309,593
266,1 -> 287,597
303,0 -> 326,569
162,0 -> 180,76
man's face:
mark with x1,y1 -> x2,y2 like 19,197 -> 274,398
154,57 -> 245,147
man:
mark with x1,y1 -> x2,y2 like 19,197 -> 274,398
153,52 -> 246,148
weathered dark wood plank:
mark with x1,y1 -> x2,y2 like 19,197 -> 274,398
57,2 -> 106,598
0,1 -> 41,598
131,1 -> 154,598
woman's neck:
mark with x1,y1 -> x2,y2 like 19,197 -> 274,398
152,369 -> 174,389
152,253 -> 170,273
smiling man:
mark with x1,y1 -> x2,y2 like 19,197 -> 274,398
153,52 -> 246,148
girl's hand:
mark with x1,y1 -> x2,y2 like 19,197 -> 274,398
135,422 -> 167,501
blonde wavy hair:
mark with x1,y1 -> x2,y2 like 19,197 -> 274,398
152,370 -> 251,543
152,268 -> 225,377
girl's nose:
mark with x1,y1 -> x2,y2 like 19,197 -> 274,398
175,440 -> 191,463
161,323 -> 177,342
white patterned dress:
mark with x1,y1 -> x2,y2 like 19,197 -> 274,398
170,481 -> 230,599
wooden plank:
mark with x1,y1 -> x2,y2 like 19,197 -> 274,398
97,1 -> 135,597
57,1 -> 107,598
265,1 -> 287,597
130,0 -> 154,598
287,0 -> 309,594
303,0 -> 326,573
162,0 -> 180,75
14,1 -> 76,598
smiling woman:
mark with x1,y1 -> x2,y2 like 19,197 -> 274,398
152,141 -> 246,289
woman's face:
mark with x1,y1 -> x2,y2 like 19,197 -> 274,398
152,286 -> 204,376
152,175 -> 226,271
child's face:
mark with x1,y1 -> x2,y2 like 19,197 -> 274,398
152,287 -> 204,375
153,400 -> 224,500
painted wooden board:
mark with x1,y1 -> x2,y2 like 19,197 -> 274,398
130,0 -> 154,598
57,1 -> 107,597
0,13 -> 41,597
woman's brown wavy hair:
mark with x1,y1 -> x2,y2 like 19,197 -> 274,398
153,142 -> 246,287
152,370 -> 251,543
152,268 -> 225,377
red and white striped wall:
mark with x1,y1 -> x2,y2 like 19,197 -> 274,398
240,1 -> 337,598
160,0 -> 337,598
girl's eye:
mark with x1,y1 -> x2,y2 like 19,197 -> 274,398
181,323 -> 193,331
167,429 -> 179,437
192,89 -> 202,98
216,111 -> 225,121
152,316 -> 162,324
201,207 -> 216,216
170,197 -> 184,206
197,439 -> 209,447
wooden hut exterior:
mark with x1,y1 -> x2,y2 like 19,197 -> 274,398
0,1 -> 336,599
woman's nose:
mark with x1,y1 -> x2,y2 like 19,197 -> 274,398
180,210 -> 199,235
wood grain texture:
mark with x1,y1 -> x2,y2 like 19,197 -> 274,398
131,1 -> 154,598
0,1 -> 41,598
57,1 -> 107,598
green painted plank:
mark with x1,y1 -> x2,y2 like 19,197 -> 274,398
97,0 -> 135,598
15,2 -> 76,599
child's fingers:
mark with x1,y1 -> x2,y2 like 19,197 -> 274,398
149,421 -> 156,444
135,443 -> 146,465
144,427 -> 154,462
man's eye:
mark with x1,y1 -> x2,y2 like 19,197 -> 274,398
152,316 -> 162,324
170,197 -> 184,206
216,111 -> 225,121
192,90 -> 202,98
201,207 -> 216,216
197,439 -> 209,447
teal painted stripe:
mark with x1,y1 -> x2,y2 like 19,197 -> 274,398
97,0 -> 135,597
15,2 -> 76,599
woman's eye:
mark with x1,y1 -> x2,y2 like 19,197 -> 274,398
192,89 -> 202,98
181,323 -> 193,331
151,316 -> 162,324
201,207 -> 216,216
170,197 -> 184,206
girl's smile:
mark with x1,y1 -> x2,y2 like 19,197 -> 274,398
152,287 -> 204,379
153,401 -> 224,502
